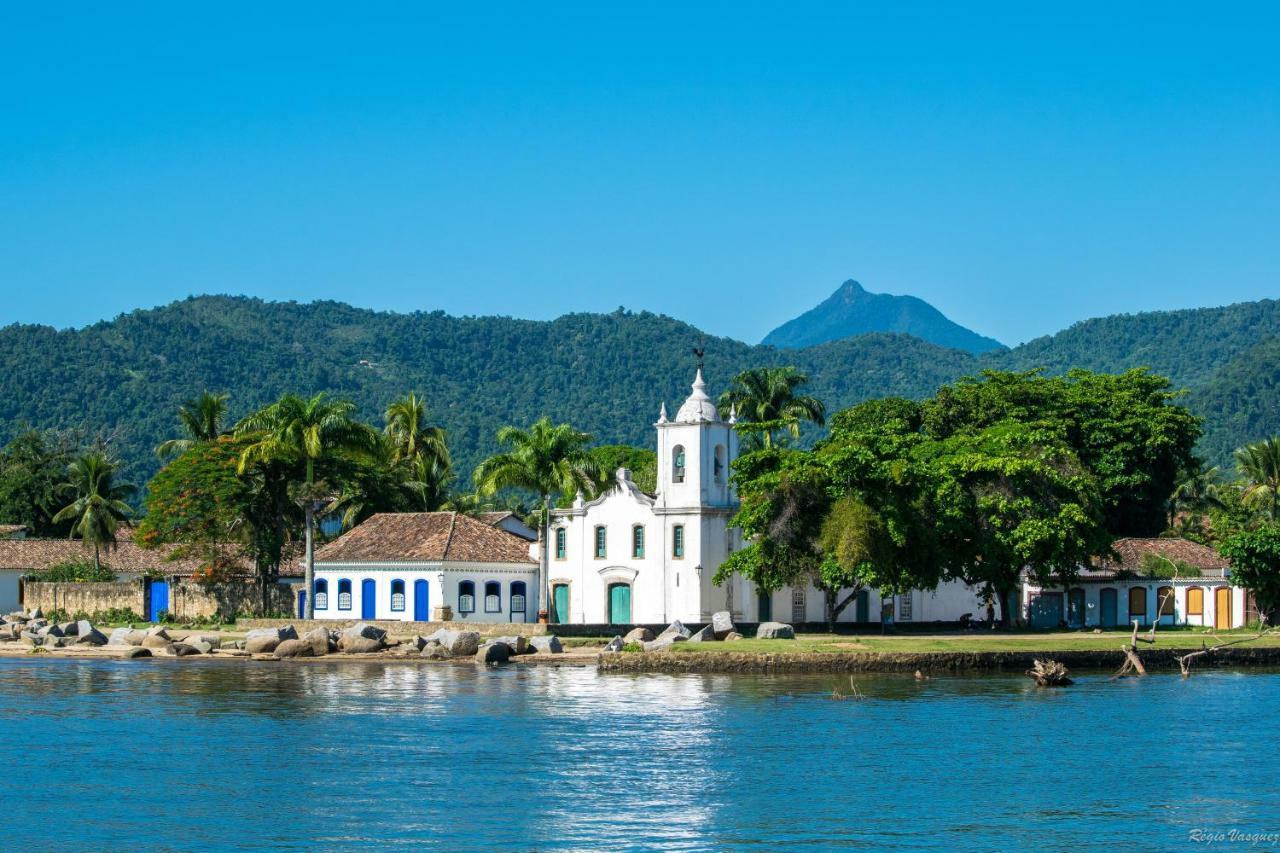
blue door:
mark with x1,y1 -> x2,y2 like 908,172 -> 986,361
413,580 -> 429,621
297,590 -> 306,619
361,579 -> 376,619
1100,588 -> 1118,627
149,579 -> 170,622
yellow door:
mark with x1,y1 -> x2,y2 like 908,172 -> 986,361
1214,587 -> 1232,630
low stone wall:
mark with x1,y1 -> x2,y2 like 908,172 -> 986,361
22,580 -> 296,620
237,617 -> 549,638
596,646 -> 1280,674
24,581 -> 144,618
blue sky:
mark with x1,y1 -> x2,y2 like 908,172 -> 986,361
2,3 -> 1277,346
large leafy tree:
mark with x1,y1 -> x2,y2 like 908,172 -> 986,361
922,368 -> 1201,536
234,393 -> 384,618
51,449 -> 136,572
717,366 -> 826,449
138,435 -> 297,586
473,418 -> 601,621
155,391 -> 229,459
920,422 -> 1110,626
1234,437 -> 1280,522
1218,526 -> 1280,623
0,428 -> 76,536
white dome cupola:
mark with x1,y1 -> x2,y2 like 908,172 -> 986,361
674,369 -> 720,423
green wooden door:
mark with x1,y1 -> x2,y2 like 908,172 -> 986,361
855,590 -> 869,623
608,583 -> 631,624
552,584 -> 569,624
758,590 -> 772,622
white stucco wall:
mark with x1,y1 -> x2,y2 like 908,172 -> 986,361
310,562 -> 538,623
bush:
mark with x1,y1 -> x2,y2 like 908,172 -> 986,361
28,557 -> 116,583
1139,553 -> 1202,578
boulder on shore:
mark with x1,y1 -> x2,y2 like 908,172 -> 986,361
76,626 -> 109,646
274,638 -> 315,658
711,611 -> 736,639
343,622 -> 386,643
342,636 -> 384,654
170,643 -> 203,657
623,627 -> 654,643
120,647 -> 152,659
723,631 -> 744,641
529,635 -> 564,654
36,624 -> 64,638
183,639 -> 216,654
146,626 -> 172,640
603,635 -> 625,652
244,628 -> 286,654
437,630 -> 481,657
142,634 -> 174,650
687,625 -> 716,642
657,620 -> 692,641
301,628 -> 331,656
420,640 -> 450,660
643,636 -> 685,652
475,642 -> 511,665
492,635 -> 529,655
58,621 -> 79,637
755,621 -> 796,640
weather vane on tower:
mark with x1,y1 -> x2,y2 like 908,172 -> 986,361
692,347 -> 705,370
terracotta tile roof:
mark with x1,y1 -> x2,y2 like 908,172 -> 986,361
479,512 -> 513,525
315,512 -> 536,564
1098,538 -> 1229,574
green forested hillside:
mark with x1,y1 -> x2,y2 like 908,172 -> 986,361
0,296 -> 971,489
2,293 -> 1279,490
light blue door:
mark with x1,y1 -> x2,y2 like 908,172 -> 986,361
149,580 -> 170,622
1100,588 -> 1118,627
413,580 -> 429,621
361,579 -> 376,619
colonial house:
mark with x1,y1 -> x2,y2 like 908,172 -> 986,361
1020,537 -> 1248,629
309,512 -> 538,623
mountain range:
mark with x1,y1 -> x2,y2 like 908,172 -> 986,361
2,286 -> 1278,491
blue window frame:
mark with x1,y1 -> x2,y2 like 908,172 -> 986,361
673,525 -> 685,558
595,525 -> 607,559
510,581 -> 527,617
458,580 -> 475,614
390,579 -> 406,612
337,578 -> 352,610
484,581 -> 501,613
313,579 -> 329,610
555,527 -> 566,559
632,525 -> 645,559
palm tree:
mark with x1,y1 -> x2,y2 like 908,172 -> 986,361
473,418 -> 601,622
1235,437 -> 1280,521
384,392 -> 450,469
235,393 -> 383,618
156,391 -> 229,458
405,452 -> 454,512
716,366 -> 826,448
1169,464 -> 1225,525
51,450 -> 136,572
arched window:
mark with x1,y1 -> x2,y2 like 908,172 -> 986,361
484,581 -> 501,613
337,579 -> 352,611
458,580 -> 475,614
1187,586 -> 1204,616
510,581 -> 527,617
594,525 -> 607,559
314,579 -> 329,610
1128,587 -> 1147,622
714,444 -> 726,483
1157,586 -> 1175,618
672,524 -> 685,558
555,528 -> 567,560
672,445 -> 686,483
632,525 -> 645,559
390,579 -> 406,612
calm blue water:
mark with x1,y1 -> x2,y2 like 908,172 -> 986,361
2,658 -> 1278,851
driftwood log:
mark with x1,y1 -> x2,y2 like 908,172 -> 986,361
1026,658 -> 1073,686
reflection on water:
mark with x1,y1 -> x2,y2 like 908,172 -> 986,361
3,658 -> 1279,851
